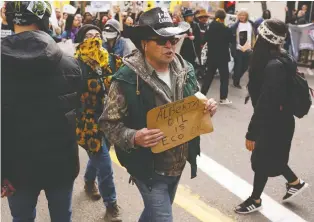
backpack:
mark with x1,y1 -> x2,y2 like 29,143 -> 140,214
277,57 -> 313,118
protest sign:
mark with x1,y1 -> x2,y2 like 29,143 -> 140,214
147,92 -> 213,153
90,1 -> 111,12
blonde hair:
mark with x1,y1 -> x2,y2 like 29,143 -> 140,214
237,9 -> 249,21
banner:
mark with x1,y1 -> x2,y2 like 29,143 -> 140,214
147,92 -> 213,153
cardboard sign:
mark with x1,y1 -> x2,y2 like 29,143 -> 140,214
147,92 -> 214,153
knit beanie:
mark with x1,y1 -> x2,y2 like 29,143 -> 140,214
74,24 -> 102,43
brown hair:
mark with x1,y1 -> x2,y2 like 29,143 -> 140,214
215,9 -> 226,20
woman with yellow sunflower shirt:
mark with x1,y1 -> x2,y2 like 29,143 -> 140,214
74,25 -> 122,222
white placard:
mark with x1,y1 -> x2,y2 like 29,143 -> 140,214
63,4 -> 77,15
90,1 -> 111,12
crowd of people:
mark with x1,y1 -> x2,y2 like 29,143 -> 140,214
1,1 -> 313,222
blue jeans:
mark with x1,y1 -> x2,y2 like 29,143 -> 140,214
8,183 -> 73,222
84,141 -> 117,206
233,50 -> 250,85
135,173 -> 181,222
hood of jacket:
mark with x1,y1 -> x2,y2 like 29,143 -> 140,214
1,30 -> 63,73
122,49 -> 192,103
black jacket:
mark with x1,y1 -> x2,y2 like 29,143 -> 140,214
1,31 -> 82,189
246,53 -> 296,177
193,22 -> 209,61
230,20 -> 256,57
180,22 -> 198,65
203,21 -> 232,64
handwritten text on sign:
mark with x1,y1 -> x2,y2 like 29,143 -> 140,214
147,94 -> 213,153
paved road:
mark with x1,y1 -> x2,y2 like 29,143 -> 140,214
2,70 -> 314,222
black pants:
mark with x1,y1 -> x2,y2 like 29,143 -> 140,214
233,50 -> 250,85
251,165 -> 298,200
201,60 -> 229,100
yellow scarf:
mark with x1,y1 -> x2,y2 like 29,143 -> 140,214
75,38 -> 109,71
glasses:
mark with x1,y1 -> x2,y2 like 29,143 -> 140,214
147,37 -> 180,46
85,33 -> 101,39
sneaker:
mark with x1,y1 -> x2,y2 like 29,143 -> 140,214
234,197 -> 262,214
84,181 -> 101,201
104,202 -> 122,222
282,179 -> 309,203
220,99 -> 232,105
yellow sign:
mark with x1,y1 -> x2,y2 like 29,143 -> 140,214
169,0 -> 182,13
147,93 -> 214,153
53,1 -> 70,11
145,1 -> 155,12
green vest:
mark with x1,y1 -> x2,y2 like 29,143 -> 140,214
112,64 -> 200,182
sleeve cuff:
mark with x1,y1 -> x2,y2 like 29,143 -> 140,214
245,132 -> 256,141
125,129 -> 137,149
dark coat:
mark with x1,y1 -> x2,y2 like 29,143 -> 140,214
180,22 -> 198,65
203,21 -> 232,64
2,31 -> 82,189
230,20 -> 256,57
193,22 -> 209,61
246,53 -> 296,177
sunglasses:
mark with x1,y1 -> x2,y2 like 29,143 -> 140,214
147,37 -> 180,46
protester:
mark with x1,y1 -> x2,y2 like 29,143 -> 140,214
201,9 -> 233,105
125,16 -> 133,26
231,9 -> 256,89
74,24 -> 122,222
99,7 -> 218,221
296,4 -> 310,24
180,9 -> 198,66
235,19 -> 308,214
194,9 -> 210,63
82,12 -> 93,25
123,16 -> 133,37
2,1 -> 82,221
254,10 -> 271,33
55,7 -> 65,32
63,12 -> 68,21
1,5 -> 13,38
75,13 -> 83,28
102,19 -> 135,57
61,14 -> 80,42
102,15 -> 109,26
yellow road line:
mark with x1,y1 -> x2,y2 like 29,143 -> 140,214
109,149 -> 233,222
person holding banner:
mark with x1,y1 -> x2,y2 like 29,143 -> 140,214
99,7 -> 217,222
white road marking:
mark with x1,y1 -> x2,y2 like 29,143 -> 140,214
197,152 -> 307,222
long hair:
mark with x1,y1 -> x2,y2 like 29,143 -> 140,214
64,14 -> 75,32
249,19 -> 287,87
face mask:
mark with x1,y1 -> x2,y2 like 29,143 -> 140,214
102,31 -> 118,40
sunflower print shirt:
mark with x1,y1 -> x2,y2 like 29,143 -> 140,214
75,38 -> 122,153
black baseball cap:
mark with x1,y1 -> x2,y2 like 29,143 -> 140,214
138,7 -> 190,37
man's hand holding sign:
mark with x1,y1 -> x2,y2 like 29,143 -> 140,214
134,92 -> 217,151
